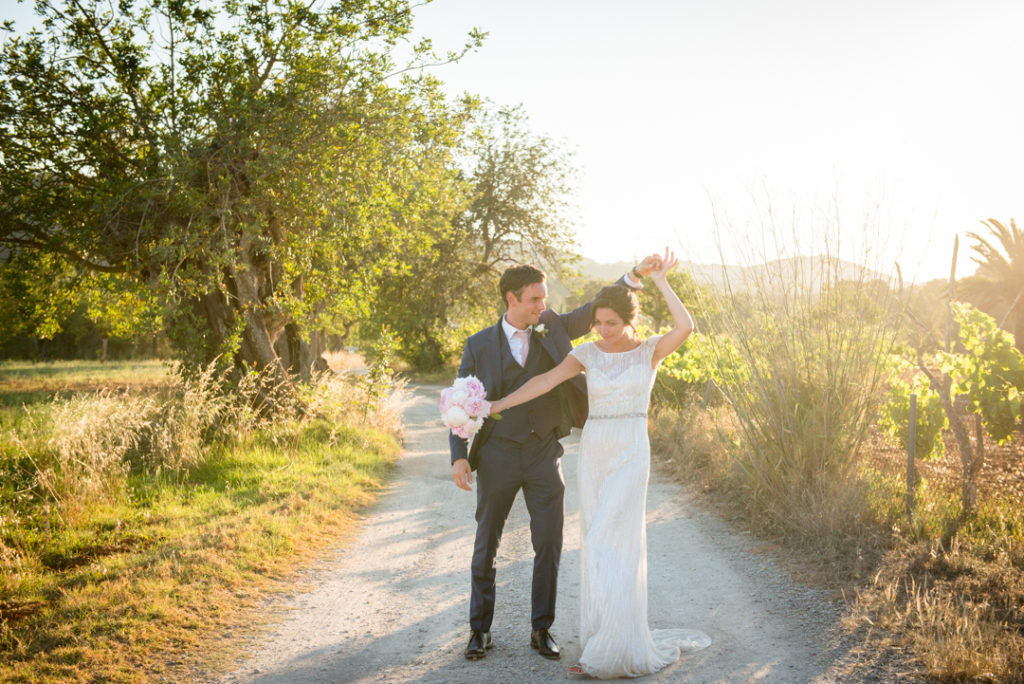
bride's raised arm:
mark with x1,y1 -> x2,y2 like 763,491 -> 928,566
490,355 -> 584,415
651,247 -> 696,367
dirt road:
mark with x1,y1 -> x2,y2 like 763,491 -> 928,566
217,385 -> 857,683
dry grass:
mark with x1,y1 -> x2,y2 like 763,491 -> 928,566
650,404 -> 736,495
846,530 -> 1024,683
849,426 -> 1024,683
650,402 -> 887,581
0,359 -> 172,402
303,369 -> 412,438
322,348 -> 366,373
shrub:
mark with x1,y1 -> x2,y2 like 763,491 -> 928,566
701,211 -> 903,546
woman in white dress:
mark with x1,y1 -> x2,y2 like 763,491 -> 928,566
490,248 -> 712,679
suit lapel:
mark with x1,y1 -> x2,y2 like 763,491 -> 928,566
537,327 -> 559,364
486,317 -> 506,397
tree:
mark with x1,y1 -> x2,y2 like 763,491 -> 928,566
563,278 -> 607,312
370,103 -> 580,370
458,104 -> 579,280
0,0 -> 480,388
961,218 -> 1024,352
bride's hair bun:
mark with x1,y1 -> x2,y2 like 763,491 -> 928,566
591,285 -> 639,328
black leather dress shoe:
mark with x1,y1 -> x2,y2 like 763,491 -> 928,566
464,630 -> 492,660
530,628 -> 561,659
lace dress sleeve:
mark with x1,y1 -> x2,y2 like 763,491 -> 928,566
569,341 -> 592,370
643,334 -> 665,368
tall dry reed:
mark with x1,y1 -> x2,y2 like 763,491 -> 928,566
700,204 -> 903,546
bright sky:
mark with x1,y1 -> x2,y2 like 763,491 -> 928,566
412,0 -> 1024,282
6,1 -> 1023,282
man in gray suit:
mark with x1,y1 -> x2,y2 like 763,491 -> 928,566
450,256 -> 659,660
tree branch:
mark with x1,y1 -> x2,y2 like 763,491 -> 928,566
0,233 -> 126,274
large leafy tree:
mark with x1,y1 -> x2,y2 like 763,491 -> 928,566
371,103 -> 580,370
961,218 -> 1024,351
0,0 -> 480,385
459,104 -> 579,278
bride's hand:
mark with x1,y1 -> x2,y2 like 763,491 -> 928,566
651,246 -> 678,281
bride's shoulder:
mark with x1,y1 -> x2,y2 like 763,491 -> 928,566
641,334 -> 665,352
570,340 -> 595,359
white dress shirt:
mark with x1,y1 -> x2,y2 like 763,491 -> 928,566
623,270 -> 643,289
502,315 -> 531,366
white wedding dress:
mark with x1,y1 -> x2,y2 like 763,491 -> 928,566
569,336 -> 711,679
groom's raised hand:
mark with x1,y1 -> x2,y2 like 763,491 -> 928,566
452,458 -> 473,491
634,253 -> 664,280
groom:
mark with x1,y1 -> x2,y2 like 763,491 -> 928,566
450,256 -> 659,660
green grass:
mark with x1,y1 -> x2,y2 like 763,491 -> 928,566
0,359 -> 172,406
0,361 -> 401,683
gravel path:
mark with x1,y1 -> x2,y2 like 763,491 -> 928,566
217,385 -> 861,683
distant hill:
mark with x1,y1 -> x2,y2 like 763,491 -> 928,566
580,255 -> 891,293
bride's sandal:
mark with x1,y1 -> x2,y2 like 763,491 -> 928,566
568,663 -> 587,677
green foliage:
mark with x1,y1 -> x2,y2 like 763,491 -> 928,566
655,332 -> 747,407
457,104 -> 579,277
364,325 -> 397,416
564,278 -> 608,312
0,251 -> 81,343
880,303 -> 1024,517
879,371 -> 948,461
0,0 -> 485,381
943,302 -> 1024,443
637,269 -> 719,332
370,103 -> 581,370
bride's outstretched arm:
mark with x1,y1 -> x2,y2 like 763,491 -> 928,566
651,247 -> 696,366
490,355 -> 584,415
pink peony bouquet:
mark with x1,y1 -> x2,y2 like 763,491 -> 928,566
440,375 -> 495,440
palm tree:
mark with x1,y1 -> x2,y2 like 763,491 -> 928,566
961,218 -> 1024,351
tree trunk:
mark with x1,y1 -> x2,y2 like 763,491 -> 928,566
230,251 -> 290,387
963,413 -> 984,514
228,237 -> 327,392
193,289 -> 234,364
919,359 -> 981,517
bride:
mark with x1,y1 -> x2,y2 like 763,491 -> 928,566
489,247 -> 712,679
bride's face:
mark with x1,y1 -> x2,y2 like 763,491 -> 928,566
593,307 -> 627,342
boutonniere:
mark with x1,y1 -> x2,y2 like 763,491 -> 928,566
534,323 -> 548,337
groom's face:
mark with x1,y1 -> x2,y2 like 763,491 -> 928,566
506,281 -> 548,328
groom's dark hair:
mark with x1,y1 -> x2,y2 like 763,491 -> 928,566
499,264 -> 546,308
